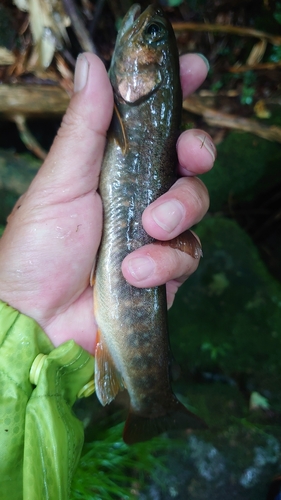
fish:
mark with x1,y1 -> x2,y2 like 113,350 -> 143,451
93,3 -> 206,444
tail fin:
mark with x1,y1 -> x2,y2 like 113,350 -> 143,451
123,398 -> 207,445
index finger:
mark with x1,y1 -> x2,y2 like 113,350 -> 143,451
180,54 -> 209,98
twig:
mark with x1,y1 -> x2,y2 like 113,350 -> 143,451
2,84 -> 281,145
183,95 -> 281,143
13,115 -> 47,160
62,0 -> 97,54
0,84 -> 69,117
89,0 -> 106,39
229,61 -> 281,73
173,22 -> 281,46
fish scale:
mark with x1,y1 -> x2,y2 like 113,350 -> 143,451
93,3 -> 206,444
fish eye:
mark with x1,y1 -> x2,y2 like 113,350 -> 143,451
144,22 -> 166,43
146,23 -> 161,36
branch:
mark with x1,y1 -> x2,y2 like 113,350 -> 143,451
1,84 -> 281,145
183,95 -> 281,143
13,115 -> 47,160
0,85 -> 69,118
229,61 -> 281,73
173,22 -> 281,46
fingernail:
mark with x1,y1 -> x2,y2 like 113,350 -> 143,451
151,200 -> 185,233
74,54 -> 89,93
195,133 -> 216,162
196,53 -> 210,72
128,256 -> 155,281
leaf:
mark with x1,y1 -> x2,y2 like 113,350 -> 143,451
249,392 -> 270,411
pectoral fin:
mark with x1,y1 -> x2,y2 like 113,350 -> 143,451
95,331 -> 124,406
90,264 -> 95,287
109,104 -> 128,154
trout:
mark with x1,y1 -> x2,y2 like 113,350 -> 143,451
94,3 -> 205,444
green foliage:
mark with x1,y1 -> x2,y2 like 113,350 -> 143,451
250,391 -> 270,410
167,0 -> 183,6
201,341 -> 231,361
71,424 -> 169,500
208,71 -> 233,94
268,44 -> 281,62
228,71 -> 257,105
210,80 -> 224,92
273,1 -> 281,24
240,71 -> 257,105
209,71 -> 257,105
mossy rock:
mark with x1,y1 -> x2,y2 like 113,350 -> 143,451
202,131 -> 281,211
0,149 -> 40,224
0,149 -> 40,193
169,216 -> 281,394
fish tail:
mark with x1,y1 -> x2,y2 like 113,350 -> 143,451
123,398 -> 207,445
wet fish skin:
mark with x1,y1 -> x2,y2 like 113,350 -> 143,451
94,3 -> 205,444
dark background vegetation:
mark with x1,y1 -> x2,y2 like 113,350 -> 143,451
0,0 -> 281,498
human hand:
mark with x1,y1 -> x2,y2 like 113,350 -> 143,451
0,53 -> 214,354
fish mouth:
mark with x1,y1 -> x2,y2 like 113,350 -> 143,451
118,4 -> 141,39
130,4 -> 141,22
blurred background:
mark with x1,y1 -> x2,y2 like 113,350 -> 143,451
0,0 -> 281,498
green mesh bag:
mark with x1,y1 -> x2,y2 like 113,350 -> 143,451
0,302 -> 95,500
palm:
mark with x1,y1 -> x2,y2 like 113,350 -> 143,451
0,53 -> 211,355
0,168 -> 103,351
0,56 -> 114,352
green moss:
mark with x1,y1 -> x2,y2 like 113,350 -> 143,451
0,149 -> 40,223
201,132 -> 281,211
169,216 -> 281,387
0,149 -> 40,193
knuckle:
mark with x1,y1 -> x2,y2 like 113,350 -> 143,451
157,245 -> 197,283
174,176 -> 207,214
57,104 -> 85,140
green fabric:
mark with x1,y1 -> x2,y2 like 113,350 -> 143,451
0,302 -> 95,500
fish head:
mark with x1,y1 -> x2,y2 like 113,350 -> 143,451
109,4 -> 180,105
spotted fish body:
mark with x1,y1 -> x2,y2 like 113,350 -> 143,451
94,4 -> 205,444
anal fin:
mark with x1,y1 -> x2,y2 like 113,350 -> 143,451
95,331 -> 124,406
160,229 -> 203,259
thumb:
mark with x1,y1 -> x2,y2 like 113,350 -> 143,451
27,53 -> 113,205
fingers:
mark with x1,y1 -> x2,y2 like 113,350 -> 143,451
122,174 -> 208,291
27,53 -> 113,205
141,126 -> 215,242
141,176 -> 209,241
122,55 -> 212,300
180,53 -> 209,98
177,129 -> 216,176
27,53 -> 206,207
122,124 -> 213,294
122,241 -> 199,289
